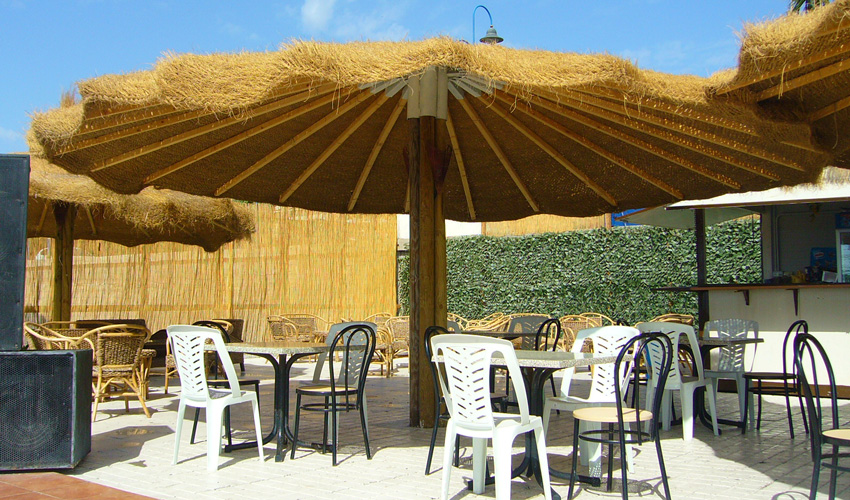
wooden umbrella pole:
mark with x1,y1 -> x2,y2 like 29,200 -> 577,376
51,202 -> 76,322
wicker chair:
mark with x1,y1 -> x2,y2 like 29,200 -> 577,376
579,312 -> 615,327
650,313 -> 695,326
447,313 -> 468,331
24,322 -> 96,351
559,315 -> 599,352
384,316 -> 410,376
40,320 -> 108,341
465,312 -> 509,331
273,313 -> 329,342
90,324 -> 152,421
267,315 -> 299,341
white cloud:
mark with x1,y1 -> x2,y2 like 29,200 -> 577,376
301,0 -> 336,33
0,126 -> 22,142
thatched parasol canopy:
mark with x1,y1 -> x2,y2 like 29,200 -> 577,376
712,1 -> 850,166
29,9 -> 850,222
27,155 -> 255,252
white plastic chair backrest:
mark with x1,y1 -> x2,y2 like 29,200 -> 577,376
558,326 -> 639,403
557,326 -> 603,396
313,321 -> 377,383
706,319 -> 758,373
637,322 -> 703,389
432,334 -> 530,430
167,324 -> 242,403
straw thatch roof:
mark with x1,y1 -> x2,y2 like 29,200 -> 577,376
712,0 -> 850,164
27,155 -> 255,251
28,4 -> 850,222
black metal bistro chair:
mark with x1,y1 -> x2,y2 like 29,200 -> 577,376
743,319 -> 809,437
290,323 -> 376,465
568,332 -> 674,500
794,331 -> 850,499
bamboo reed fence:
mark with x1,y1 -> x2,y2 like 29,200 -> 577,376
25,204 -> 397,341
482,214 -> 612,236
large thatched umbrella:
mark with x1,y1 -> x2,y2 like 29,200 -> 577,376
25,155 -> 255,322
28,3 -> 850,425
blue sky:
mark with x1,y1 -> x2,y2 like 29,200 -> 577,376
1,1 -> 792,154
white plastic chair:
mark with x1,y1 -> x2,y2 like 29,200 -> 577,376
167,324 -> 264,471
432,334 -> 552,500
637,322 -> 719,440
542,325 -> 638,471
703,319 -> 759,429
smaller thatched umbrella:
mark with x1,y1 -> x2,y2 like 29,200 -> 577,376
25,155 -> 255,321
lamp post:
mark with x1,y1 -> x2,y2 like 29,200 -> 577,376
473,5 -> 504,44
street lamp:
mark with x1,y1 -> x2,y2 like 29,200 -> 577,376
473,5 -> 503,44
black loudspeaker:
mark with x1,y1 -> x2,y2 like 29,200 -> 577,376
0,350 -> 92,470
0,154 -> 30,351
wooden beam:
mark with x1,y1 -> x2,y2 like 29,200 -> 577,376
445,110 -> 476,220
348,96 -> 405,212
84,206 -> 97,235
456,98 -> 540,213
580,86 -> 757,136
532,90 -> 784,180
408,116 -> 423,427
77,105 -> 181,135
501,90 -> 741,189
551,89 -> 805,172
717,40 -> 850,96
216,89 -> 372,196
92,84 -> 350,173
279,94 -> 389,204
147,86 -> 339,184
757,57 -> 850,101
36,204 -> 49,233
809,93 -> 850,123
485,96 -> 620,205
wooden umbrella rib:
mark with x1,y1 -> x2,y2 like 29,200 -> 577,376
809,93 -> 850,123
757,57 -> 850,101
533,90 -> 783,180
492,94 -> 683,199
84,206 -> 97,235
279,94 -> 390,204
91,83 -> 344,173
717,40 -> 850,96
500,90 -> 740,189
145,87 -> 339,184
77,104 -> 181,136
348,97 -> 405,212
457,98 -> 540,213
84,102 -> 171,120
76,80 -> 319,137
550,89 -> 805,171
216,89 -> 373,197
36,203 -> 50,233
483,96 -> 619,206
445,110 -> 476,220
59,109 -> 210,154
578,87 -> 757,136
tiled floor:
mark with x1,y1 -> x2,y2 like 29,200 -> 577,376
0,472 -> 155,499
4,357 -> 848,500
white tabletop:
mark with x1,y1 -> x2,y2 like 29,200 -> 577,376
205,341 -> 328,355
434,350 -> 616,369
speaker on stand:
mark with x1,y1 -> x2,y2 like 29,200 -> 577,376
0,154 -> 92,470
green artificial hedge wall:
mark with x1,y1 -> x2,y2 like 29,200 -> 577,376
397,219 -> 761,325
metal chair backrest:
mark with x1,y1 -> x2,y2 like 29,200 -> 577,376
558,325 -> 639,402
327,324 -> 376,409
620,332 -> 674,440
314,321 -> 377,383
705,319 -> 759,372
432,334 -> 530,431
782,320 -> 808,377
167,324 -> 244,403
534,318 -> 563,352
794,331 -> 840,462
